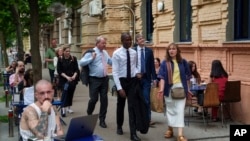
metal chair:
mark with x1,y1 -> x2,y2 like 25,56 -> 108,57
220,80 -> 241,127
185,96 -> 199,126
202,82 -> 220,130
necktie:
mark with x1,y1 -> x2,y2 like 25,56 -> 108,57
127,49 -> 131,78
141,48 -> 145,73
101,52 -> 107,77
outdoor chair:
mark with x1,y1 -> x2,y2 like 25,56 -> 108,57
185,96 -> 199,126
202,82 -> 220,131
220,80 -> 241,127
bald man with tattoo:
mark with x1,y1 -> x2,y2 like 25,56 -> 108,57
19,79 -> 63,141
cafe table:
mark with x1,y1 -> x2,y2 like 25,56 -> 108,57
190,84 -> 207,91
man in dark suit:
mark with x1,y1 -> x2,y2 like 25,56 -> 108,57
133,34 -> 157,125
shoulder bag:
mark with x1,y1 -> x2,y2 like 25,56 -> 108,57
166,61 -> 185,99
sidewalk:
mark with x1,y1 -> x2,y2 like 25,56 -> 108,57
0,68 -> 236,141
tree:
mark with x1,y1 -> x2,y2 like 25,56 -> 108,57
9,2 -> 25,61
27,0 -> 41,83
27,0 -> 81,83
0,1 -> 16,67
0,0 -> 82,83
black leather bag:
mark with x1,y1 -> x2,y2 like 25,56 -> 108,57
80,49 -> 95,86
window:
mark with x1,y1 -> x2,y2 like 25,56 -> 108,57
180,0 -> 192,42
141,0 -> 154,43
146,0 -> 154,42
234,0 -> 250,40
56,18 -> 62,44
76,9 -> 82,44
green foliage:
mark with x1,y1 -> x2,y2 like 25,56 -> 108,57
57,0 -> 82,7
0,95 -> 11,102
0,115 -> 8,123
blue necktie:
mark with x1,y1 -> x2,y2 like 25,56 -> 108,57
141,48 -> 145,73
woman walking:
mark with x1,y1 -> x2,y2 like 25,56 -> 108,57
158,43 -> 191,141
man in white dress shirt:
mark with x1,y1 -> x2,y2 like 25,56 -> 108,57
112,32 -> 149,141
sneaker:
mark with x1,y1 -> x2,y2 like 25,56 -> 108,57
67,109 -> 74,114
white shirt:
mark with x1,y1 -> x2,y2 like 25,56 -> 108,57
53,56 -> 58,75
112,46 -> 139,90
136,46 -> 145,72
24,86 -> 34,105
79,47 -> 112,77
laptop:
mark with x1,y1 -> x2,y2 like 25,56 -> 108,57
54,114 -> 101,141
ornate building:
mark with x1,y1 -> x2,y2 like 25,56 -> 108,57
50,0 -> 250,123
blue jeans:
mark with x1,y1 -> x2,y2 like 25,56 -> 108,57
191,90 -> 204,106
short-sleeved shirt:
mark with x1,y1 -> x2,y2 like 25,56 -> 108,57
45,48 -> 56,70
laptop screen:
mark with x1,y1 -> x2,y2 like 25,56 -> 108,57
54,114 -> 99,141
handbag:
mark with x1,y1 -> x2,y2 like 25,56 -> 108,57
150,86 -> 165,113
171,87 -> 185,99
166,61 -> 186,99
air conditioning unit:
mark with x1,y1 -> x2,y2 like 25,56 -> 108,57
89,0 -> 102,16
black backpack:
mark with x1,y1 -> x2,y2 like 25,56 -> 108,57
80,49 -> 95,86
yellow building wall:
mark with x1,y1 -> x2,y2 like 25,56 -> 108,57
80,0 -> 250,123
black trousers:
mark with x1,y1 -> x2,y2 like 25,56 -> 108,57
87,76 -> 109,121
61,81 -> 76,107
116,77 -> 139,135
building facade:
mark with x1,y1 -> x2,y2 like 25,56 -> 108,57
49,0 -> 250,123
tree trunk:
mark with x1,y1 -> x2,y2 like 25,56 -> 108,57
9,4 -> 24,61
0,31 -> 8,67
28,0 -> 42,83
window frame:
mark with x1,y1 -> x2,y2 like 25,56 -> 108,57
179,0 -> 192,42
234,0 -> 250,40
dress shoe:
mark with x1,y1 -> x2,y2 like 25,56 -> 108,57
61,113 -> 66,117
130,134 -> 141,141
116,127 -> 123,135
99,121 -> 107,128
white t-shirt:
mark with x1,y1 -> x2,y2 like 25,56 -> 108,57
24,86 -> 34,105
53,56 -> 58,75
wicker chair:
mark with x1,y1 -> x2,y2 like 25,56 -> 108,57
220,80 -> 241,127
202,82 -> 220,130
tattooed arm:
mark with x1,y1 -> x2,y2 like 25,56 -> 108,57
23,106 -> 48,139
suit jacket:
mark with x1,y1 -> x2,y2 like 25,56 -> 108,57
133,46 -> 157,81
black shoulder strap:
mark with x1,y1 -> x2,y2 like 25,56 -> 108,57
83,49 -> 95,57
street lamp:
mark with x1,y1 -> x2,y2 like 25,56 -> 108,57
102,5 -> 136,43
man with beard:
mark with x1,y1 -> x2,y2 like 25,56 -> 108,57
9,60 -> 25,88
9,61 -> 25,126
19,79 -> 63,141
